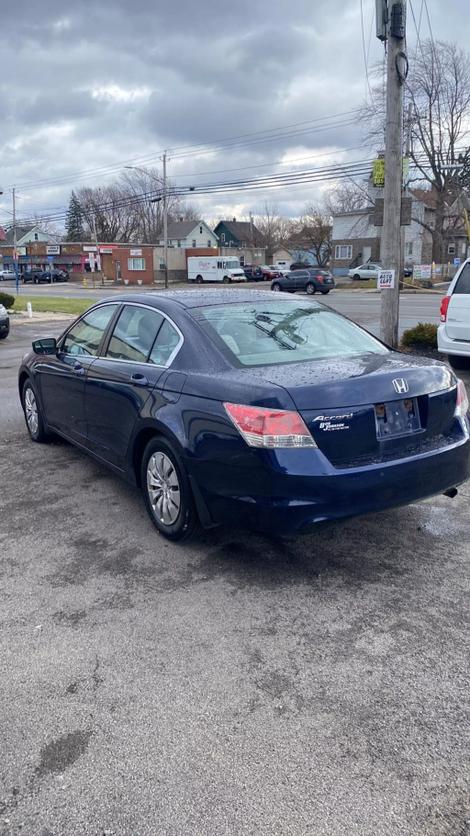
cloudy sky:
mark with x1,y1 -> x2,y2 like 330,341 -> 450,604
0,0 -> 468,230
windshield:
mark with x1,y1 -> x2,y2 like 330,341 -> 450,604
195,299 -> 388,367
224,260 -> 241,269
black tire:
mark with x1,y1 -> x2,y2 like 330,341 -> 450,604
321,289 -> 330,295
272,283 -> 282,292
21,380 -> 51,443
305,282 -> 316,295
448,354 -> 470,370
353,273 -> 361,281
195,275 -> 203,284
222,276 -> 231,284
0,331 -> 8,340
141,437 -> 199,542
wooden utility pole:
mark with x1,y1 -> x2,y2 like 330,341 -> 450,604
379,0 -> 407,346
162,151 -> 168,289
400,101 -> 413,285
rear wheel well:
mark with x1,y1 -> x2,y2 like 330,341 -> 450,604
132,427 -> 181,487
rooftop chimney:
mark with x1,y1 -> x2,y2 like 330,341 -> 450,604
232,217 -> 236,222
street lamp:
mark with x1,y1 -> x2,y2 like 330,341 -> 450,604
125,159 -> 168,288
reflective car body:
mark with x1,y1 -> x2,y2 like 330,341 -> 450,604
18,290 -> 470,536
0,304 -> 9,339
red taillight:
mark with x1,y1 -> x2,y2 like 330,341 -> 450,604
455,379 -> 469,418
440,296 -> 450,322
224,403 -> 317,448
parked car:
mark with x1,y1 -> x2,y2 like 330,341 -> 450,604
348,263 -> 382,280
403,264 -> 413,278
0,269 -> 16,281
243,265 -> 264,281
19,290 -> 470,541
30,269 -> 69,284
438,258 -> 470,369
258,265 -> 282,280
22,270 -> 44,284
290,262 -> 310,271
268,264 -> 290,276
271,269 -> 335,295
0,303 -> 10,339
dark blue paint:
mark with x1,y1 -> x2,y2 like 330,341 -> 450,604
19,290 -> 470,535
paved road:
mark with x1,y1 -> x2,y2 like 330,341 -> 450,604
0,320 -> 469,836
3,280 -> 444,338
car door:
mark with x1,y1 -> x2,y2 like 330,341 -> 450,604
445,262 -> 470,341
85,304 -> 182,469
37,303 -> 119,443
294,270 -> 308,290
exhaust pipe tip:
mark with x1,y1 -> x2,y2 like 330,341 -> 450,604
443,487 -> 458,499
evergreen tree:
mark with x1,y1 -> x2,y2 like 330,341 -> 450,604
65,191 -> 85,241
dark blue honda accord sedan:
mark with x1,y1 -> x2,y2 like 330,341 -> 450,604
18,289 -> 470,540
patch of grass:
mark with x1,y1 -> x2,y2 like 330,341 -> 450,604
401,322 -> 438,349
12,296 -> 94,315
337,278 -> 377,290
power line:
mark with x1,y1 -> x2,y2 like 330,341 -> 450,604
4,110 -> 362,193
360,0 -> 375,103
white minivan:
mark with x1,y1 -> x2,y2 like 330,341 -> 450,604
438,258 -> 470,369
187,256 -> 246,284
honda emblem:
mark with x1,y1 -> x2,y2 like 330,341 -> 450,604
392,378 -> 409,395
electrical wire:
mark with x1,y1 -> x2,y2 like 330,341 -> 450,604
360,0 -> 375,103
4,110 -> 362,193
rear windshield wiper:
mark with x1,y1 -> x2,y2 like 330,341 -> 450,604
253,321 -> 297,350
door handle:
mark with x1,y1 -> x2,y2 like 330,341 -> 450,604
73,362 -> 85,375
131,373 -> 149,387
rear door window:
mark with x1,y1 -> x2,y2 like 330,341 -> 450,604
106,305 -> 164,363
148,318 -> 181,366
453,263 -> 470,294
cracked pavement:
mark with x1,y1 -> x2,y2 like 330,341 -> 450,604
0,317 -> 469,836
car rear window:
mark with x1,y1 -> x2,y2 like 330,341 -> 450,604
453,263 -> 470,294
194,300 -> 388,367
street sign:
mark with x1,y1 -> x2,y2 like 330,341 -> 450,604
47,245 -> 60,255
453,257 -> 461,267
378,269 -> 395,290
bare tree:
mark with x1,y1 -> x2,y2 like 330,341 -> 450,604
363,40 -> 470,261
323,181 -> 371,216
289,205 -> 332,267
252,203 -> 292,261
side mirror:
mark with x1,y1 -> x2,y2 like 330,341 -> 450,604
32,337 -> 57,355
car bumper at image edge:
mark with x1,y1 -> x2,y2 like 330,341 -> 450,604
191,435 -> 470,534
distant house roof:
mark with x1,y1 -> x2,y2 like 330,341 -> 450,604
165,220 -> 214,239
215,220 -> 264,246
410,188 -> 436,209
2,225 -> 37,244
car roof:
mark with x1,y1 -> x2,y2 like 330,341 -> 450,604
99,288 -> 280,310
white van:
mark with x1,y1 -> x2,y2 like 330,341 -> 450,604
187,256 -> 246,284
438,257 -> 470,369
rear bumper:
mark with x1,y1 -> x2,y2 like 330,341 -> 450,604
191,432 -> 470,534
437,325 -> 470,357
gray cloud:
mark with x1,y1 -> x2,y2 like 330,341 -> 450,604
0,0 -> 469,227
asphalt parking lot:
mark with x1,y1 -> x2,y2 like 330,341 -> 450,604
0,316 -> 469,836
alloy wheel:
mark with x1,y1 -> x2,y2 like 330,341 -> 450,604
146,452 -> 181,526
24,387 -> 39,435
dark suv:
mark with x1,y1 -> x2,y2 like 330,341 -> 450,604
271,269 -> 335,295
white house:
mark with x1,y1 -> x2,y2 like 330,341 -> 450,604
0,225 -> 57,247
159,220 -> 218,249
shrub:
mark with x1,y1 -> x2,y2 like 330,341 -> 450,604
0,291 -> 15,309
401,322 -> 438,349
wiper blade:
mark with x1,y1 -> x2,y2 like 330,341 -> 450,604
253,321 -> 296,350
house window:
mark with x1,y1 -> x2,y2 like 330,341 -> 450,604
220,233 -> 225,243
207,240 -> 211,248
192,240 -> 196,248
405,242 -> 413,256
128,257 -> 145,271
34,233 -> 39,241
199,226 -> 203,234
448,243 -> 456,255
177,240 -> 181,248
335,245 -> 352,260
168,240 -> 172,246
